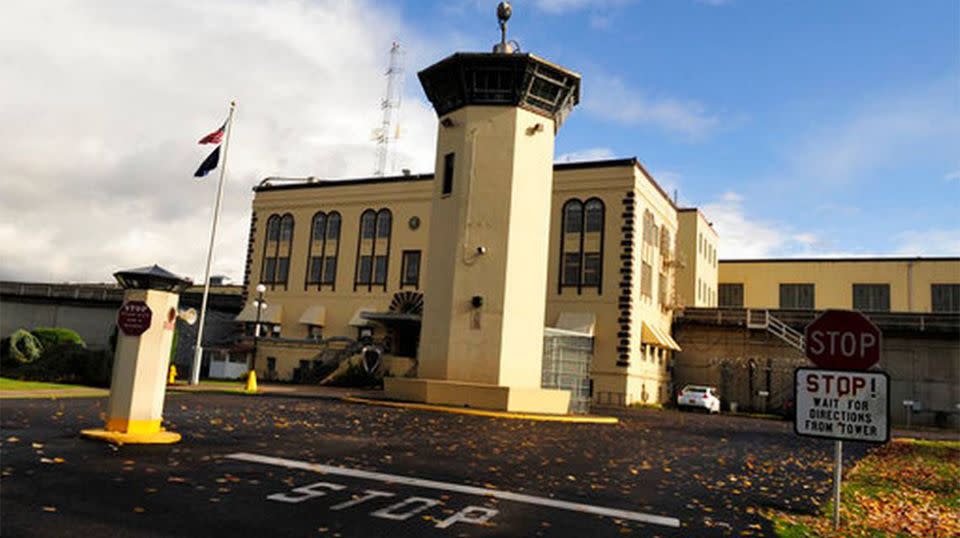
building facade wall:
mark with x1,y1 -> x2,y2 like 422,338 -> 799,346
246,160 -> 685,404
718,258 -> 960,312
250,177 -> 434,381
673,322 -> 960,427
676,209 -> 719,309
0,300 -> 118,349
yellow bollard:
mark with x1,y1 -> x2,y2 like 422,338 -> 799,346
244,370 -> 258,393
168,365 -> 178,384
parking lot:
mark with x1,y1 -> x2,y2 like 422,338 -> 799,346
1,393 -> 869,537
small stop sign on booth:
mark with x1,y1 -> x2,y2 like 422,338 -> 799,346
804,310 -> 881,370
117,301 -> 153,336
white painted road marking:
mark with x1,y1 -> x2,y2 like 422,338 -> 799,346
226,452 -> 681,529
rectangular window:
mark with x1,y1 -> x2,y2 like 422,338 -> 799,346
361,218 -> 376,239
308,257 -> 323,283
562,253 -> 580,286
565,211 -> 582,233
658,272 -> 668,306
852,284 -> 891,312
931,284 -> 960,312
322,257 -> 337,284
401,251 -> 421,288
584,208 -> 602,233
780,283 -> 815,309
719,283 -> 743,308
442,152 -> 455,195
266,357 -> 276,372
326,218 -> 340,239
276,258 -> 290,283
357,255 -> 372,284
263,258 -> 277,283
582,253 -> 601,286
373,255 -> 388,284
641,262 -> 653,297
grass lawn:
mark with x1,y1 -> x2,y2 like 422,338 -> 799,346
0,377 -> 93,391
771,438 -> 960,537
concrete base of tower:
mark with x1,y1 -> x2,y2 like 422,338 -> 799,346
384,377 -> 572,415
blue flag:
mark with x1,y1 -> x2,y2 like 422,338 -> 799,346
194,145 -> 221,178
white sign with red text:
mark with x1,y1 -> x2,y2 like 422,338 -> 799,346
795,368 -> 889,443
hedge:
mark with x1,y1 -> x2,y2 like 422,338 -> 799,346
31,327 -> 86,349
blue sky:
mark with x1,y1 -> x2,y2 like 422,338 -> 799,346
1,0 -> 956,282
397,0 -> 959,258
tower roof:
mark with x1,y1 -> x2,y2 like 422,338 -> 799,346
418,52 -> 581,127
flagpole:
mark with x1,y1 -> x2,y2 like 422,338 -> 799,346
190,100 -> 237,385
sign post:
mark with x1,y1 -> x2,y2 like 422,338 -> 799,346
798,309 -> 886,531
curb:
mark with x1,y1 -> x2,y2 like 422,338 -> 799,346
341,396 -> 619,424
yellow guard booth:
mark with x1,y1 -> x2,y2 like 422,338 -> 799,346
82,265 -> 190,444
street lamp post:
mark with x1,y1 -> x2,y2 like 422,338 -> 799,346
252,283 -> 267,373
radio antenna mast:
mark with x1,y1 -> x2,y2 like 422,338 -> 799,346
373,41 -> 404,176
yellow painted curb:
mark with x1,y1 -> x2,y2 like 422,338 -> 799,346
342,396 -> 619,424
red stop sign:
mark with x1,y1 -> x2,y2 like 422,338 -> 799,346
117,301 -> 153,336
804,310 -> 881,370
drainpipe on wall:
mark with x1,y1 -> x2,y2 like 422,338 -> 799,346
907,261 -> 914,311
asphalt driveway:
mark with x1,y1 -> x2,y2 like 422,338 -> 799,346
0,394 -> 870,537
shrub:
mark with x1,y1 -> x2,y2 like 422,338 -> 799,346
15,343 -> 113,387
31,327 -> 86,349
8,330 -> 43,364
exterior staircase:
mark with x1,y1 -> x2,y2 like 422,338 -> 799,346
746,309 -> 805,352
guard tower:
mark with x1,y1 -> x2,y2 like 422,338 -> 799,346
385,3 -> 581,413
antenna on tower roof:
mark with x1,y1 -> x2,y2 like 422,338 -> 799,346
493,2 -> 516,54
373,41 -> 404,176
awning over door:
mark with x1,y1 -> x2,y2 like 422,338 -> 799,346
641,321 -> 682,351
235,303 -> 283,325
298,305 -> 327,327
554,312 -> 596,337
348,307 -> 377,327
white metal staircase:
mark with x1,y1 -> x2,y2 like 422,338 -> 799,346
746,309 -> 805,352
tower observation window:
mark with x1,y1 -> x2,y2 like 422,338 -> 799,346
442,153 -> 455,195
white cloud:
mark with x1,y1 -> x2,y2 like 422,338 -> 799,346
787,82 -> 959,184
0,0 -> 442,283
583,75 -> 719,140
534,0 -> 633,15
701,191 -> 841,258
556,147 -> 616,162
702,193 -> 787,258
894,229 -> 960,257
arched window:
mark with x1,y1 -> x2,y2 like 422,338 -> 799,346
305,211 -> 341,290
260,213 -> 295,290
354,208 -> 392,291
558,197 -> 604,294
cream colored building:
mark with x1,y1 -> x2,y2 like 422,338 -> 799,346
717,258 -> 960,312
676,209 -> 719,308
241,158 -> 699,406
